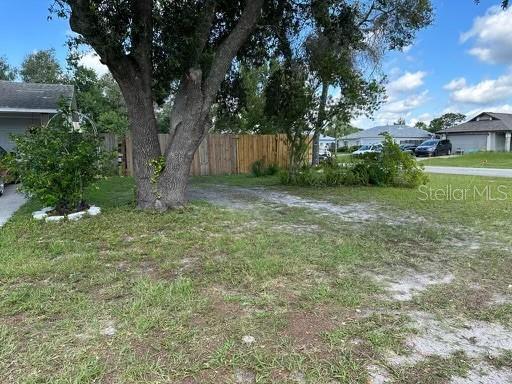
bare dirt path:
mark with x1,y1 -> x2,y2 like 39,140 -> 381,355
188,184 -> 424,226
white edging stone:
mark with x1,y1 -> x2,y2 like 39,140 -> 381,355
32,212 -> 48,221
87,206 -> 101,216
45,215 -> 65,223
68,211 -> 87,221
32,205 -> 101,223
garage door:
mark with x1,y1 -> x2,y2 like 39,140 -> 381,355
0,117 -> 32,151
448,134 -> 487,153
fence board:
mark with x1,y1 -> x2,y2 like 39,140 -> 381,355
124,133 -> 310,177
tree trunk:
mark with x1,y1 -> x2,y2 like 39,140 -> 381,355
312,130 -> 320,166
155,0 -> 264,209
120,83 -> 161,210
312,82 -> 329,166
156,69 -> 211,208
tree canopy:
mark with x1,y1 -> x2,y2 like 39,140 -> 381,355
0,56 -> 17,81
414,121 -> 428,130
72,66 -> 129,134
428,113 -> 466,133
20,49 -> 65,84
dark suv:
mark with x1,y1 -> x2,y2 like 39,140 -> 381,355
415,139 -> 452,157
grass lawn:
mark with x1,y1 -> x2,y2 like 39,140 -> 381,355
1,174 -> 512,383
421,152 -> 512,169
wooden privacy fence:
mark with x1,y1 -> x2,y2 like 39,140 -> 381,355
125,134 -> 309,177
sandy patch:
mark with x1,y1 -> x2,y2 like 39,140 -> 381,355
367,365 -> 392,384
390,311 -> 512,366
373,271 -> 454,301
189,185 -> 424,226
451,362 -> 512,384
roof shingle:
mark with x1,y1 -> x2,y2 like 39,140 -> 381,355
444,112 -> 512,133
0,81 -> 74,112
341,125 -> 431,140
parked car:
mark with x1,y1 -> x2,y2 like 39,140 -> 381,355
352,143 -> 383,156
415,139 -> 452,157
400,144 -> 417,155
319,145 -> 332,161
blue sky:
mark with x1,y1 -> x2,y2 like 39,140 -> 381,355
1,1 -> 512,129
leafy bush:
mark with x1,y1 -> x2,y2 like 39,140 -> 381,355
251,160 -> 280,177
0,152 -> 18,184
338,145 -> 360,153
10,110 -> 106,214
281,134 -> 428,188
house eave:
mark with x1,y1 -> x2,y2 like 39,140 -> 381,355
0,108 -> 59,114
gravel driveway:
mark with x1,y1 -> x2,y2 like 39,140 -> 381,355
0,185 -> 26,228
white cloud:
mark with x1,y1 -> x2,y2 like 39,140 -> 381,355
464,104 -> 512,118
387,71 -> 427,94
440,103 -> 512,122
450,73 -> 512,104
79,51 -> 109,76
402,45 -> 413,53
410,113 -> 432,127
350,69 -> 429,129
443,78 -> 467,91
461,6 -> 512,64
382,90 -> 429,113
351,91 -> 430,129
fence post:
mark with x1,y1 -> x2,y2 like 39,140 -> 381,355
198,137 -> 209,176
125,134 -> 134,176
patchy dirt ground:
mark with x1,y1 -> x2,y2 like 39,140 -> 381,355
373,272 -> 455,302
374,270 -> 512,383
3,176 -> 511,383
189,184 -> 425,226
189,183 -> 512,384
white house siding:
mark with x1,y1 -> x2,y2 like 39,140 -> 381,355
495,133 -> 506,152
0,114 -> 42,151
447,133 -> 488,153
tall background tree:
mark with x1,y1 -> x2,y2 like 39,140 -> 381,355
53,0 -> 433,211
414,121 -> 428,130
0,56 -> 17,81
20,49 -> 65,83
72,65 -> 129,134
307,0 -> 433,164
428,112 -> 466,133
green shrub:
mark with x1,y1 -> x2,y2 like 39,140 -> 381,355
251,160 -> 279,177
10,109 -> 107,214
0,152 -> 18,184
266,163 -> 280,176
281,134 -> 428,188
338,145 -> 360,153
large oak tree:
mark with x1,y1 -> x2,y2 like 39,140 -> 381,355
53,0 -> 433,211
54,0 -> 273,210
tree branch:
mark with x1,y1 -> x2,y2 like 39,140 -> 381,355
204,0 -> 265,103
194,0 -> 217,62
67,0 -> 128,70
